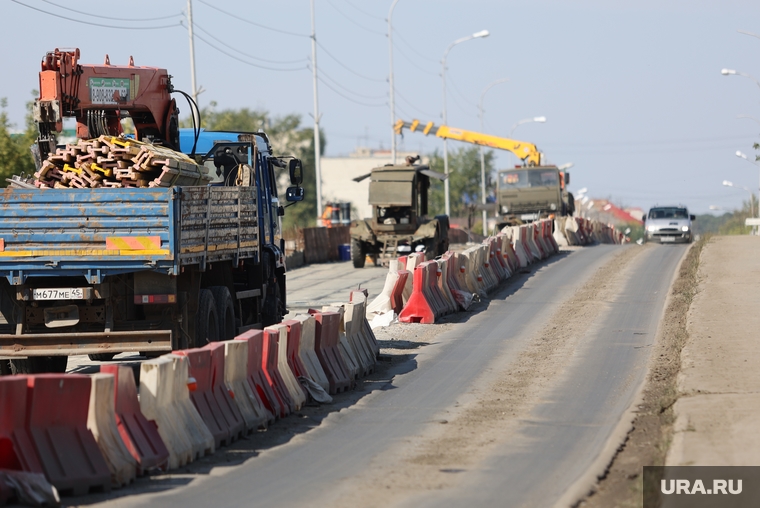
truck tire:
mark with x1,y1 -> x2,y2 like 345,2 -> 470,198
210,286 -> 236,340
9,356 -> 68,374
88,353 -> 117,362
0,360 -> 10,376
195,289 -> 220,347
351,238 -> 365,268
262,282 -> 283,327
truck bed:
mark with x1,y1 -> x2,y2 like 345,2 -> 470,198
0,186 -> 259,284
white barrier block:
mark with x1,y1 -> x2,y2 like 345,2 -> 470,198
295,314 -> 331,391
87,373 -> 137,488
345,302 -> 375,374
139,357 -> 194,470
166,354 -> 215,460
224,340 -> 269,431
403,253 -> 424,305
436,256 -> 458,314
267,324 -> 307,410
323,305 -> 360,379
510,226 -> 530,267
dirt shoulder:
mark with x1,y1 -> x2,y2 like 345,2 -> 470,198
579,235 -> 760,507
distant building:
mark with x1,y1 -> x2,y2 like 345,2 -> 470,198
320,148 -> 427,220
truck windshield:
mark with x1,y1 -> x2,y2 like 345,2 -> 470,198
648,207 -> 688,219
500,169 -> 558,189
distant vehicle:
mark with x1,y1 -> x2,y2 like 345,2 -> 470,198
643,206 -> 695,243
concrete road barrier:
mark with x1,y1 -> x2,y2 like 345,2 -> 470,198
166,354 -> 215,461
313,311 -> 353,394
86,373 -> 137,488
398,263 -> 437,323
224,340 -> 270,432
266,324 -> 306,412
234,329 -> 279,423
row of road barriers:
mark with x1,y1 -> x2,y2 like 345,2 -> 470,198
369,218 -> 625,325
0,293 -> 379,503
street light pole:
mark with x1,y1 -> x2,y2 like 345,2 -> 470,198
510,116 -> 547,137
442,29 -> 489,217
721,68 -> 760,90
736,150 -> 760,234
310,0 -> 323,224
478,78 -> 509,236
723,179 -> 755,232
388,0 -> 400,165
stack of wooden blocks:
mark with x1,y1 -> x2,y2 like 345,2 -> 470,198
34,136 -> 211,189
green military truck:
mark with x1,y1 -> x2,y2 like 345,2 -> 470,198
494,165 -> 574,229
349,158 -> 449,268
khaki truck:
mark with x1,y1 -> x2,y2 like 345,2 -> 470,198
495,165 -> 574,228
349,157 -> 449,268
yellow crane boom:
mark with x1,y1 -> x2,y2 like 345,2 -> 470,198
393,119 -> 543,166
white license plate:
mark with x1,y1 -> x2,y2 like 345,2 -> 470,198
32,288 -> 85,300
660,236 -> 675,242
520,213 -> 539,221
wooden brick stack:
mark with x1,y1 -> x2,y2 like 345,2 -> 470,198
34,136 -> 211,189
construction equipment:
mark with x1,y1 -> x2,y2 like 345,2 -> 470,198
0,50 -> 305,374
394,119 -> 574,228
349,156 -> 449,268
394,119 -> 542,166
34,48 -> 184,160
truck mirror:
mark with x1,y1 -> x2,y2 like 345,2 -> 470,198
690,214 -> 695,221
286,186 -> 304,202
564,172 -> 570,185
278,205 -> 285,217
289,159 -> 303,186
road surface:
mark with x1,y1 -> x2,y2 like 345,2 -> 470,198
81,242 -> 686,508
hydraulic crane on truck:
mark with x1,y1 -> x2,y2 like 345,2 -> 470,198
393,119 -> 543,166
394,119 -> 574,228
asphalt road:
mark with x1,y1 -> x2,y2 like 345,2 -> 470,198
96,243 -> 686,507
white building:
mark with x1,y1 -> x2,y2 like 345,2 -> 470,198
320,148 -> 428,220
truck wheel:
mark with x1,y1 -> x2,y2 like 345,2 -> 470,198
351,238 -> 365,268
195,289 -> 220,347
9,356 -> 68,374
210,286 -> 236,340
88,353 -> 117,362
0,360 -> 11,376
262,282 -> 283,327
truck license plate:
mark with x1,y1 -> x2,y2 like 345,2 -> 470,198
32,288 -> 86,300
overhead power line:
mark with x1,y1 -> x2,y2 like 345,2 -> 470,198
316,41 -> 386,83
39,0 -> 180,21
196,0 -> 310,38
392,27 -> 439,64
323,0 -> 386,36
318,68 -> 387,99
343,0 -> 386,21
12,0 -> 180,29
316,74 -> 387,108
193,31 -> 308,72
187,20 -> 309,65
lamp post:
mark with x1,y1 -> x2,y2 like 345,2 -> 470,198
478,77 -> 509,236
388,0 -> 400,165
723,180 -> 755,233
510,116 -> 547,137
736,150 -> 760,234
721,68 -> 760,90
442,29 -> 490,217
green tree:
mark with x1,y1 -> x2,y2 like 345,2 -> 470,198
426,146 -> 496,219
0,96 -> 38,186
182,103 -> 324,229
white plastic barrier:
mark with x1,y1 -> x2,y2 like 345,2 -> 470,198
436,255 -> 458,314
266,324 -> 307,410
349,291 -> 380,357
403,253 -> 425,305
87,373 -> 137,488
479,244 -> 497,292
524,224 -> 542,261
554,218 -> 569,246
324,305 -> 360,380
366,260 -> 400,315
167,354 -> 215,460
461,247 -> 487,298
563,216 -> 581,245
295,314 -> 331,392
224,340 -> 270,431
344,302 -> 375,375
509,226 -> 531,267
139,357 -> 195,469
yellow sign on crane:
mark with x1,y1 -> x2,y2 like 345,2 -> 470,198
393,119 -> 543,166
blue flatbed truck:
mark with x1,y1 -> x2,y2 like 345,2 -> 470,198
0,130 -> 304,373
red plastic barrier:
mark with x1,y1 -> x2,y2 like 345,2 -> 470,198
263,329 -> 294,416
0,377 -> 42,474
100,365 -> 169,475
425,261 -> 450,315
204,342 -> 245,442
544,220 -> 560,253
235,330 -> 279,423
518,226 -> 534,263
399,264 -> 436,324
283,319 -> 309,379
312,311 -> 352,394
177,348 -> 228,448
26,374 -> 111,495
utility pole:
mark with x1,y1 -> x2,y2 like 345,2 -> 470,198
388,0 -> 400,165
186,0 -> 198,108
310,0 -> 323,224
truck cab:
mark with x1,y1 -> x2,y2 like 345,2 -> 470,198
496,165 -> 574,227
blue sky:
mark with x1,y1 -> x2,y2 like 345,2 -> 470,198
3,0 -> 760,214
